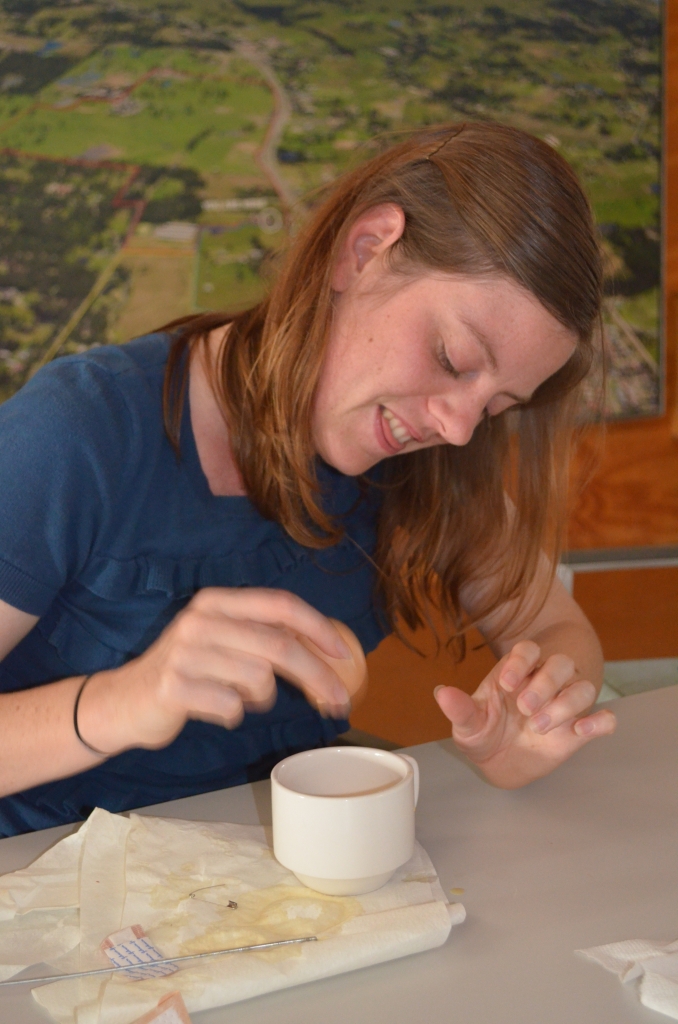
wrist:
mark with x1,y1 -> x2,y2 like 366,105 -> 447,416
73,675 -> 111,756
469,744 -> 556,789
75,668 -> 140,756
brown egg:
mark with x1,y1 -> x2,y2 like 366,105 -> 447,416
297,619 -> 368,709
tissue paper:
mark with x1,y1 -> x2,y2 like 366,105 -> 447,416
577,937 -> 678,1019
0,808 -> 464,1024
130,991 -> 191,1024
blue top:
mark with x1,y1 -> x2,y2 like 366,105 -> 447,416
0,334 -> 388,836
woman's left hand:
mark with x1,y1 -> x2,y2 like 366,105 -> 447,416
434,640 -> 617,789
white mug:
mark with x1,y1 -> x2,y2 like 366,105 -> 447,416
271,746 -> 419,896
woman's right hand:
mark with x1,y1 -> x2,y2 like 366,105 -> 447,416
77,588 -> 354,753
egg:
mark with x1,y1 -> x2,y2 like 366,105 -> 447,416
297,619 -> 368,709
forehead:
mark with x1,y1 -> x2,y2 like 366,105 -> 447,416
419,272 -> 577,345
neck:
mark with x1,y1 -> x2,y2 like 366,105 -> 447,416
188,327 -> 248,497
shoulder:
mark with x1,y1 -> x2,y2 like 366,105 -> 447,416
80,332 -> 172,382
0,334 -> 175,501
23,331 -> 170,403
0,335 -> 177,614
1,333 -> 171,442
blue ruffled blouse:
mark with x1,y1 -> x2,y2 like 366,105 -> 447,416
0,334 -> 388,836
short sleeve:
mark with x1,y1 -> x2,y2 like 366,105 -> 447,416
0,356 -> 134,615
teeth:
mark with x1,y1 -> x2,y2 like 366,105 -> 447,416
383,408 -> 413,445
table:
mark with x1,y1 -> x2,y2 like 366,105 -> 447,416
1,685 -> 676,1024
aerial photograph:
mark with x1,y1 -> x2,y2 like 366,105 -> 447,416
0,0 -> 661,418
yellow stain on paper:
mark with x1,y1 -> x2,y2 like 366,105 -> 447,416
179,885 -> 362,962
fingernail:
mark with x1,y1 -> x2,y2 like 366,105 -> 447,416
333,683 -> 350,705
334,637 -> 352,659
328,699 -> 351,719
433,685 -> 445,700
576,718 -> 595,736
521,691 -> 540,712
502,670 -> 519,690
530,713 -> 550,733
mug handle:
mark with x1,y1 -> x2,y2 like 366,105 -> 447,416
399,754 -> 419,807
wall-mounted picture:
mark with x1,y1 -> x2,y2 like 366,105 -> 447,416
0,0 -> 661,418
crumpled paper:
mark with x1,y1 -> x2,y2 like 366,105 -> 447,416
0,808 -> 464,1024
577,937 -> 678,1019
131,991 -> 191,1024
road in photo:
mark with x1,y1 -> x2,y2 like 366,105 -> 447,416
0,0 -> 661,418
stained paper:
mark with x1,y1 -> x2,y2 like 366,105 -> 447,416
130,991 -> 191,1024
0,808 -> 464,1024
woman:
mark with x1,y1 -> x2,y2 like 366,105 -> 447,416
0,122 -> 615,836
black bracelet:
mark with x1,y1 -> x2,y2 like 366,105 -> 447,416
73,675 -> 110,757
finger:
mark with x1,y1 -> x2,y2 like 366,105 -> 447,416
434,686 -> 485,739
173,613 -> 350,711
176,678 -> 245,730
497,640 -> 541,693
230,621 -> 351,711
528,678 -> 597,734
209,652 -> 278,714
163,644 -> 277,709
190,588 -> 352,660
516,653 -> 576,717
573,707 -> 617,741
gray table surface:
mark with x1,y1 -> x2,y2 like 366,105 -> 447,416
0,685 -> 676,1024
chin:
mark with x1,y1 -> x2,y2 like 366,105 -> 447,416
326,458 -> 373,477
320,446 -> 378,477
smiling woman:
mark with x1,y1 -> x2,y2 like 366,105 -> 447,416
0,122 -> 615,835
162,122 -> 601,645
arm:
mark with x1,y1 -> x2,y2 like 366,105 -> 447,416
0,590 -> 353,799
434,560 -> 616,789
0,597 -> 105,795
484,567 -> 604,694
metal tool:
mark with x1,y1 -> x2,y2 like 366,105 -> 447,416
0,936 -> 318,988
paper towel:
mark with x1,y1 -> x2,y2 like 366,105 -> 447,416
0,808 -> 464,1024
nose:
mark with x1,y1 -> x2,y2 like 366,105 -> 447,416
427,395 -> 485,447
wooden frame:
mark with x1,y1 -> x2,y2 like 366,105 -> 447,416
669,2 -> 678,438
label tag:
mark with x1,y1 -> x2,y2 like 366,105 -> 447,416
101,925 -> 178,981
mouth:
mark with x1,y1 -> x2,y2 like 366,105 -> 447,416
375,406 -> 416,454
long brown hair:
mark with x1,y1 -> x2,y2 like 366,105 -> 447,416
160,122 -> 602,650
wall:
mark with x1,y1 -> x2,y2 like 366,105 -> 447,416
352,8 -> 678,747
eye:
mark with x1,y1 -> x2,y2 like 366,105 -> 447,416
437,344 -> 461,378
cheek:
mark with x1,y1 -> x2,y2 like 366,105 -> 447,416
486,395 -> 517,417
319,303 -> 434,415
314,330 -> 354,411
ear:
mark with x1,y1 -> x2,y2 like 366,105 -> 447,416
331,203 -> 406,292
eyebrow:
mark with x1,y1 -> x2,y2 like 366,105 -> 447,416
457,316 -> 534,405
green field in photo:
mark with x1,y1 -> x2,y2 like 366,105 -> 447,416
195,220 -> 285,312
0,49 -> 272,173
0,0 -> 662,416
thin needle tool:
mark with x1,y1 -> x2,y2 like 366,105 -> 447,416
0,936 -> 318,988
